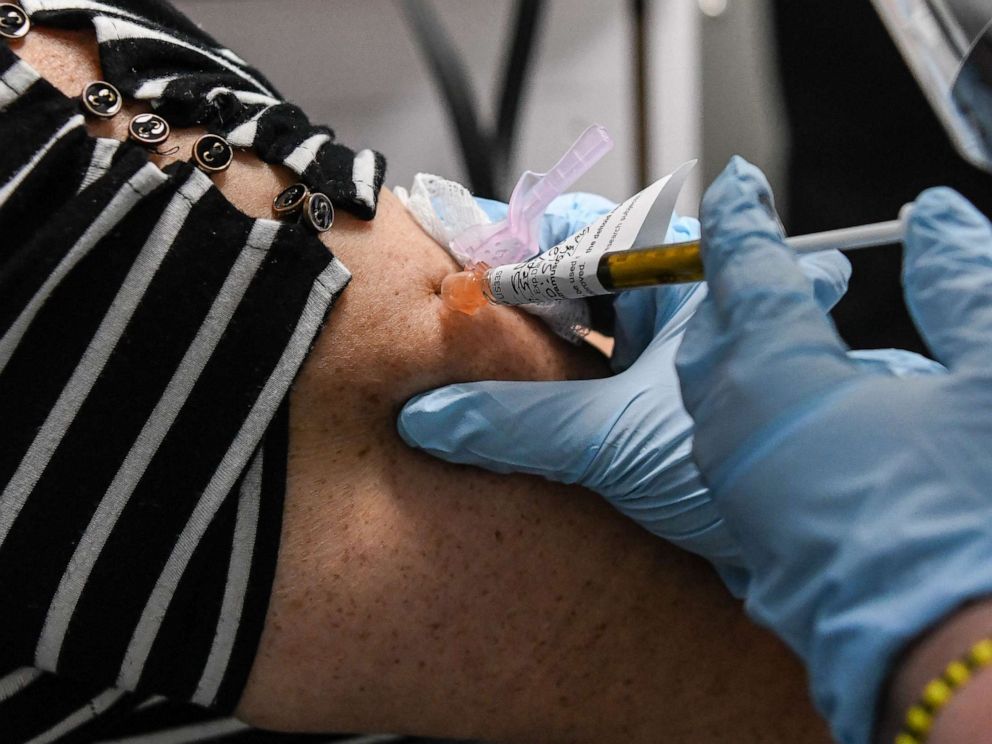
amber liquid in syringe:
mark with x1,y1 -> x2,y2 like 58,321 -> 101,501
596,241 -> 704,290
441,240 -> 705,315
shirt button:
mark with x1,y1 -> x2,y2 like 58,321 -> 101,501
192,134 -> 233,172
128,113 -> 171,147
81,81 -> 123,118
304,192 -> 334,232
273,183 -> 309,215
0,3 -> 29,39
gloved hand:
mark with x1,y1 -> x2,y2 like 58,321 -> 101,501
675,156 -> 991,744
399,190 -> 927,595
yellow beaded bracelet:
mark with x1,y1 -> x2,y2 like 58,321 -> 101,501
895,637 -> 992,744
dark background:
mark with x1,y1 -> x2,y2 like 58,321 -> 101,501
773,0 -> 991,356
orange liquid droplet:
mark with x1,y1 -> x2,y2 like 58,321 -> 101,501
441,270 -> 489,315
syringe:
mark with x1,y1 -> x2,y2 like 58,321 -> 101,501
441,217 -> 905,315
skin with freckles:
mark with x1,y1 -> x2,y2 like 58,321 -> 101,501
16,28 -> 832,743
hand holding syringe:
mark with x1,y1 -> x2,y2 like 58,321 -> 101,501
442,210 -> 906,315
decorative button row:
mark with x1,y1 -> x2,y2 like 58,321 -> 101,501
76,81 -> 329,233
5,8 -> 237,179
2,3 -> 335,235
0,3 -> 29,40
78,83 -> 237,176
126,114 -> 237,176
273,183 -> 334,233
1,3 -> 334,233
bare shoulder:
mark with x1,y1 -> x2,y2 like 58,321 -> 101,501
250,189 -> 831,742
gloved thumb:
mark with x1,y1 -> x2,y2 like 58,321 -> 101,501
797,250 -> 851,313
398,378 -> 615,485
903,187 -> 992,371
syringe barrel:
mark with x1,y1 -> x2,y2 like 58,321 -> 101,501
596,218 -> 907,293
597,242 -> 704,290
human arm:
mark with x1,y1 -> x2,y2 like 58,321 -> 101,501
878,598 -> 992,744
240,187 -> 833,742
673,156 -> 992,744
11,20 -> 831,744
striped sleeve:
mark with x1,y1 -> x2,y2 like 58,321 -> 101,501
0,666 -> 136,743
0,40 -> 360,740
19,0 -> 387,219
0,665 -> 412,744
0,1 -> 436,740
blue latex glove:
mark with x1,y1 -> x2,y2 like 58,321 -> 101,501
400,192 -> 887,594
675,156 -> 992,744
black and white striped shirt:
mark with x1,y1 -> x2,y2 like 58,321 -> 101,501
0,1 -> 431,742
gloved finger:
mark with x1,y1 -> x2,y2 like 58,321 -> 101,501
847,348 -> 947,378
398,378 -> 617,485
699,156 -> 848,343
673,298 -> 724,418
797,250 -> 851,312
677,157 -> 855,443
902,187 -> 992,371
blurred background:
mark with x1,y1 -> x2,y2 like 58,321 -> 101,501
174,0 -> 991,354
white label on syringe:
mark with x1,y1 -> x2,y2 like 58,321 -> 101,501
487,161 -> 695,305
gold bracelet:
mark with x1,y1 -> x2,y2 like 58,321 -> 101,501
895,637 -> 992,744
